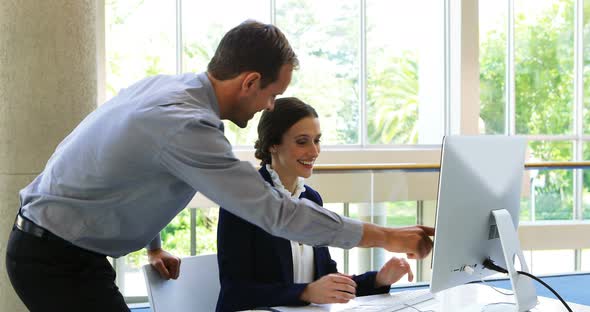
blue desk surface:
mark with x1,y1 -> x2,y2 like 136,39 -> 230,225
130,272 -> 590,311
391,272 -> 590,306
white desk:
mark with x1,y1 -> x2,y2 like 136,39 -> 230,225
273,284 -> 590,311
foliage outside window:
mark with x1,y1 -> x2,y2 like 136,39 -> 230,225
480,0 -> 585,222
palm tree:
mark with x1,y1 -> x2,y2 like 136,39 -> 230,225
367,51 -> 419,144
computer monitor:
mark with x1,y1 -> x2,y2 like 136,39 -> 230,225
429,135 -> 537,311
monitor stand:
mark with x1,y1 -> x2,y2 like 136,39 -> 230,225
491,209 -> 538,312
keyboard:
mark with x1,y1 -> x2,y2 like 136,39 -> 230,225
338,289 -> 435,312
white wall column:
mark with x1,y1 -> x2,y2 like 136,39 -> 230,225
460,0 -> 480,135
450,0 -> 480,135
0,1 -> 97,310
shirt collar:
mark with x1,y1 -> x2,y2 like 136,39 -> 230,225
265,164 -> 305,199
195,72 -> 221,118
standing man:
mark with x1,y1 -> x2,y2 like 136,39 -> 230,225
6,20 -> 434,311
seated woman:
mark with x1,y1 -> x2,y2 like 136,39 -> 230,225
216,97 -> 413,312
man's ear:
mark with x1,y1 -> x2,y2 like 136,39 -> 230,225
241,72 -> 261,93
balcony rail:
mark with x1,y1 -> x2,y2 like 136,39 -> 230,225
312,161 -> 590,171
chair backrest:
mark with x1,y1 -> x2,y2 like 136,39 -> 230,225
142,253 -> 220,312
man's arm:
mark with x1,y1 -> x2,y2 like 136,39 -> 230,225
146,234 -> 181,279
158,117 -> 434,257
158,117 -> 362,248
145,223 -> 434,281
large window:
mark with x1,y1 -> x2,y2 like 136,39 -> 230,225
106,0 -> 447,148
479,0 -> 586,218
479,0 -> 576,137
104,0 -> 590,301
277,0 -> 361,145
105,1 -> 447,300
366,1 -> 445,145
105,0 -> 176,99
479,0 -> 589,275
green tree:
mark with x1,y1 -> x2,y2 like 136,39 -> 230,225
480,0 -> 577,220
367,51 -> 419,144
276,0 -> 360,145
124,208 -> 218,268
481,1 -> 575,136
480,28 -> 506,134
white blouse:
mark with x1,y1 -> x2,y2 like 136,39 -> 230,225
266,165 -> 315,283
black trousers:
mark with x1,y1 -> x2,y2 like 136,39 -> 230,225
5,226 -> 130,312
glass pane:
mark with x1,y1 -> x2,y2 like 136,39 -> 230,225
521,171 -> 534,221
582,249 -> 590,271
581,143 -> 590,219
325,203 -> 345,273
116,253 -> 147,297
181,1 -> 270,147
385,201 -> 417,227
160,207 -> 219,256
105,0 -> 176,101
514,0 -> 574,135
160,209 -> 191,256
479,0 -> 507,134
526,141 -> 574,221
349,201 -> 418,283
366,0 -> 444,145
308,171 -> 372,275
583,0 -> 590,134
193,207 -> 219,255
527,140 -> 573,161
529,250 -> 575,275
525,169 -> 574,221
583,170 -> 590,220
381,201 -> 418,285
372,171 -> 436,282
348,203 -> 383,275
181,0 -> 269,73
276,0 -> 360,145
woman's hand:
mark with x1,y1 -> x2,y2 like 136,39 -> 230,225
375,256 -> 413,288
300,273 -> 357,304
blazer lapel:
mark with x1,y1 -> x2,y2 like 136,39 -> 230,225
313,247 -> 327,279
273,237 -> 294,283
261,165 -> 296,283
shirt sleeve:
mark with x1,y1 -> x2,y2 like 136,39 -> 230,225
146,233 -> 161,251
157,116 -> 362,249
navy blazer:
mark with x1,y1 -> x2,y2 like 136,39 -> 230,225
216,166 -> 390,312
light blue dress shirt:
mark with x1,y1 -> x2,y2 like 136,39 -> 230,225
19,72 -> 363,257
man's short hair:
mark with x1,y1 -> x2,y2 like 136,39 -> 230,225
207,20 -> 299,88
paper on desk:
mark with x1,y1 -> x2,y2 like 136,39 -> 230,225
272,299 -> 365,312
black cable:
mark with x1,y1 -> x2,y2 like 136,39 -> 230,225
482,258 -> 573,312
482,258 -> 508,274
515,271 -> 572,312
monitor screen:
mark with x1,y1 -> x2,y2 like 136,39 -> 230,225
430,135 -> 527,293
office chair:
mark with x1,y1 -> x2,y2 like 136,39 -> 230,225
142,253 -> 220,312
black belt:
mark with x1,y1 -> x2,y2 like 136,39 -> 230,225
13,213 -> 108,258
15,214 -> 55,240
